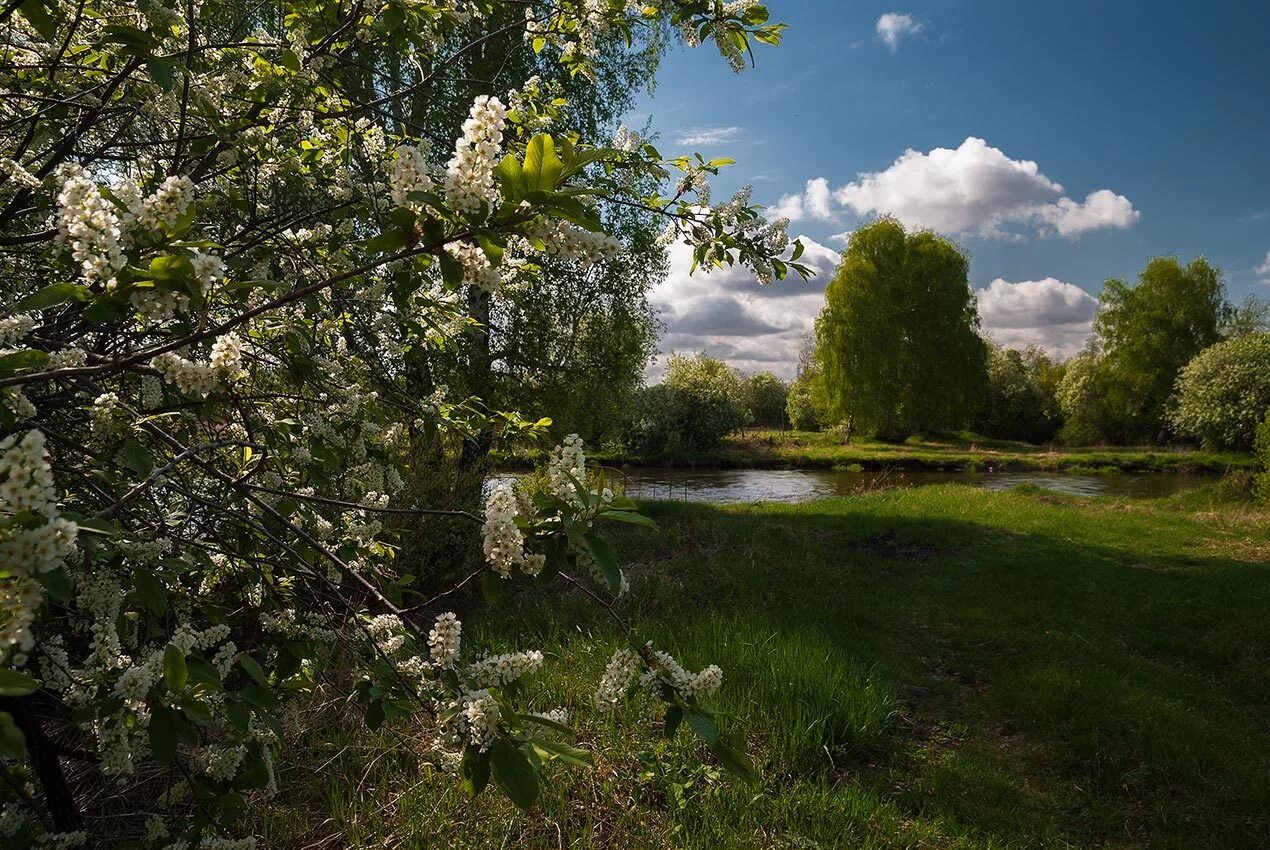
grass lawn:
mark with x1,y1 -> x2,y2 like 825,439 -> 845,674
265,486 -> 1270,849
557,430 -> 1256,474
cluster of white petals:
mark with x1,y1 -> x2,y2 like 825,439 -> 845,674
0,314 -> 35,349
593,646 -> 723,709
443,95 -> 506,216
0,431 -> 77,662
466,649 -> 544,688
481,481 -> 528,576
547,433 -> 587,505
54,165 -> 126,286
427,612 -> 462,668
389,143 -> 433,207
152,333 -> 243,396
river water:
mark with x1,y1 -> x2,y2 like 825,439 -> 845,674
590,467 -> 1210,503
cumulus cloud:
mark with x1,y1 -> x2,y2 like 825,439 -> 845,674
771,137 -> 1138,239
676,126 -> 743,146
649,236 -> 841,379
975,278 -> 1098,357
876,13 -> 922,51
773,177 -> 833,222
1256,251 -> 1270,283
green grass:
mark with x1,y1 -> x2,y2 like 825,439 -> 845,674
265,486 -> 1270,848
503,430 -> 1256,474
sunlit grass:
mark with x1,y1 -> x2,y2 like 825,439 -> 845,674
264,485 -> 1270,848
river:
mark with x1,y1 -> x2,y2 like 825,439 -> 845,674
583,467 -> 1211,503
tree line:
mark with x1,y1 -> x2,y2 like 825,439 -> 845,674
636,218 -> 1270,454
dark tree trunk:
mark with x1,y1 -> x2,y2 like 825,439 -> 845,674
0,695 -> 81,832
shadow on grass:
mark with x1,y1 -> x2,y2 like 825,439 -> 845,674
496,490 -> 1269,848
270,487 -> 1269,849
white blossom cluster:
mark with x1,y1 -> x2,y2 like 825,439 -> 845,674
466,649 -> 544,688
0,314 -> 35,348
593,646 -> 723,709
152,333 -> 243,396
443,95 -> 506,216
0,431 -> 78,663
451,240 -> 501,292
547,433 -> 588,505
133,175 -> 196,232
532,220 -> 623,267
427,611 -> 462,668
388,143 -> 433,208
54,164 -> 127,287
481,481 -> 530,577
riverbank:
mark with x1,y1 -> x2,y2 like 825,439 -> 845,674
499,430 -> 1255,474
264,485 -> 1270,849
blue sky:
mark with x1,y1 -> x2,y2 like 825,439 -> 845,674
633,0 -> 1270,377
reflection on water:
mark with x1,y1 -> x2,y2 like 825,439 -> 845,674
579,467 -> 1209,504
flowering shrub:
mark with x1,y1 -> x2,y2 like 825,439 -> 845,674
0,1 -> 807,846
1168,334 -> 1270,450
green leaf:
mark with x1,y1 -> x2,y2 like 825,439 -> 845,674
179,697 -> 213,726
121,438 -> 154,478
149,703 -> 178,764
364,699 -> 385,731
147,57 -> 175,91
239,655 -> 267,685
497,153 -> 526,202
709,737 -> 757,782
791,239 -> 805,262
164,644 -> 188,693
14,283 -> 90,312
522,135 -> 563,193
686,710 -> 718,744
582,532 -> 622,594
460,747 -> 490,797
664,704 -> 684,740
481,570 -> 504,605
491,740 -> 539,810
0,669 -> 41,697
15,0 -> 59,41
517,712 -> 573,736
242,684 -> 280,710
529,738 -> 593,767
134,570 -> 169,616
0,712 -> 27,759
185,656 -> 221,690
600,510 -> 658,531
0,349 -> 50,376
438,251 -> 464,287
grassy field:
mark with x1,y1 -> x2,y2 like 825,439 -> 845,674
265,485 -> 1270,849
502,430 -> 1256,474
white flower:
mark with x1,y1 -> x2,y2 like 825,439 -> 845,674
443,95 -> 506,217
481,481 -> 526,576
427,612 -> 461,668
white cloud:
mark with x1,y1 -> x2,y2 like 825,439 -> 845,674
876,12 -> 922,51
772,177 -> 834,222
1035,189 -> 1140,236
676,126 -> 743,146
829,230 -> 854,245
769,137 -> 1142,239
975,278 -> 1098,357
1255,251 -> 1270,283
649,236 -> 841,379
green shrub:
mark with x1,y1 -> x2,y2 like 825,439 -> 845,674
1169,333 -> 1270,449
742,372 -> 789,428
621,354 -> 748,453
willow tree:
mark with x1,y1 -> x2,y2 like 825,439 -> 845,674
814,218 -> 986,442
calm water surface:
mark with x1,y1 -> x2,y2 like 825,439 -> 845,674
584,467 -> 1210,503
